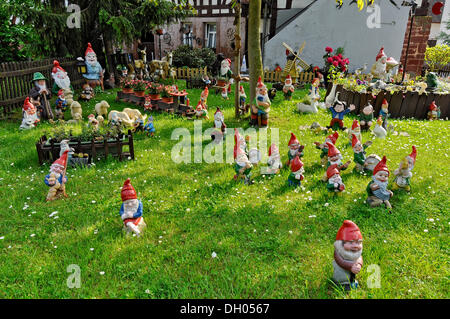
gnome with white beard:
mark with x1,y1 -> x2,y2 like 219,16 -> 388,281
333,220 -> 363,290
51,60 -> 73,104
265,143 -> 282,175
218,58 -> 233,99
30,72 -> 53,120
370,47 -> 388,80
80,42 -> 104,90
286,133 -> 304,167
326,164 -> 345,193
233,134 -> 253,185
282,75 -> 295,100
20,97 -> 40,130
392,146 -> 417,192
366,156 -> 393,209
287,155 -> 304,187
250,76 -> 271,127
119,178 -> 146,236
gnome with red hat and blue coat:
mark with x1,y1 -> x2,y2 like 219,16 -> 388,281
286,133 -> 305,167
287,156 -> 304,187
45,150 -> 69,201
314,131 -> 339,166
333,220 -> 363,290
392,146 -> 417,192
80,42 -> 104,90
54,89 -> 68,120
119,178 -> 146,236
366,156 -> 393,209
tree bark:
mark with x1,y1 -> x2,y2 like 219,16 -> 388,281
248,0 -> 263,103
234,2 -> 241,118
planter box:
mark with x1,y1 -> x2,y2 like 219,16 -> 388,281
36,130 -> 135,165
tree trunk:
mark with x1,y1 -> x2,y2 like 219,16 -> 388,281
248,0 -> 263,103
103,31 -> 118,85
234,3 -> 241,118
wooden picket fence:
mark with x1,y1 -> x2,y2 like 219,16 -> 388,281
263,70 -> 315,83
0,57 -> 85,117
175,67 -> 208,79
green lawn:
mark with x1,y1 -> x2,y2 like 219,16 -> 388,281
0,81 -> 448,298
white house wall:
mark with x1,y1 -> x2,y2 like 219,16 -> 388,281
263,0 -> 410,72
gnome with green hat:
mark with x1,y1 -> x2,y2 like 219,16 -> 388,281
30,72 -> 53,120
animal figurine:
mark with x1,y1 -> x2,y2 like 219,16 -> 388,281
250,76 -> 271,128
351,134 -> 373,173
20,97 -> 40,130
94,100 -> 110,118
348,120 -> 361,146
233,135 -> 253,185
70,101 -> 83,121
416,82 -> 427,95
355,63 -> 368,76
282,75 -> 295,100
372,116 -> 387,139
123,108 -> 146,123
427,101 -> 441,120
326,164 -> 345,193
392,146 -> 417,192
54,89 -> 68,120
328,100 -> 355,131
333,220 -> 363,291
108,110 -> 134,128
297,78 -> 323,114
265,143 -> 282,175
44,150 -> 69,201
359,104 -> 374,131
366,156 -> 393,209
314,131 -> 339,166
96,115 -> 104,126
119,178 -> 146,236
322,142 -> 351,181
79,83 -> 94,101
325,82 -> 338,108
286,133 -> 304,167
67,113 -> 82,124
287,156 -> 304,187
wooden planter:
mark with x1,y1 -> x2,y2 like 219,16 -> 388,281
148,93 -> 161,100
161,97 -> 173,103
36,130 -> 135,165
134,90 -> 146,97
122,88 -> 133,94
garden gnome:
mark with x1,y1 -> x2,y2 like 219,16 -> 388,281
60,139 -> 74,166
250,76 -> 271,128
79,83 -> 94,101
44,150 -> 69,201
359,103 -> 374,131
326,164 -> 345,192
234,128 -> 248,157
54,89 -> 67,120
282,75 -> 295,100
144,116 -> 155,137
213,107 -> 226,136
286,133 -> 304,166
333,220 -> 363,290
200,87 -> 209,109
287,156 -> 304,187
348,120 -> 361,146
372,116 -> 387,139
87,114 -> 99,130
20,97 -> 40,130
309,77 -> 321,106
266,143 -> 282,175
51,60 -> 73,95
370,47 -> 387,80
328,100 -> 355,131
234,137 -> 253,185
218,58 -> 233,99
427,101 -> 440,120
81,42 -> 104,90
30,72 -> 53,120
195,100 -> 209,120
119,178 -> 146,236
379,99 -> 390,130
392,146 -> 417,192
322,142 -> 350,181
366,156 -> 393,209
239,85 -> 248,115
352,134 -> 373,173
314,131 -> 339,166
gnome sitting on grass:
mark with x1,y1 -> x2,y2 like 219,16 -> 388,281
314,132 -> 339,166
326,164 -> 345,193
392,146 -> 417,192
332,220 -> 363,291
287,156 -> 304,187
366,156 -> 393,209
351,134 -> 373,174
119,178 -> 146,237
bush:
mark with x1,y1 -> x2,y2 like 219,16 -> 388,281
172,45 -> 216,71
424,45 -> 450,72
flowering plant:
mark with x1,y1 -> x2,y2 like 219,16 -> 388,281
160,85 -> 174,98
121,79 -> 133,89
147,82 -> 162,95
132,80 -> 147,92
323,46 -> 350,79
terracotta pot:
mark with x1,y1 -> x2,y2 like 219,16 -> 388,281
122,88 -> 133,94
217,79 -> 227,87
162,97 -> 173,103
134,90 -> 146,97
149,94 -> 161,100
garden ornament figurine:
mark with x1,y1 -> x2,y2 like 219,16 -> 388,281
44,150 -> 69,201
348,120 -> 361,146
366,156 -> 393,209
372,116 -> 387,139
297,78 -> 323,114
427,101 -> 440,120
60,139 -> 75,166
359,103 -> 374,131
81,43 -> 104,90
326,164 -> 345,193
70,101 -> 83,122
426,72 -> 439,92
51,60 -> 73,97
195,101 -> 209,120
30,72 -> 53,120
286,133 -> 305,167
200,86 -> 209,109
20,97 -> 40,130
287,156 -> 304,187
282,75 -> 295,100
88,114 -> 99,130
218,58 -> 233,99
144,116 -> 155,137
379,99 -> 390,130
234,136 -> 253,185
392,146 -> 417,192
333,220 -> 363,291
322,142 -> 350,181
238,85 -> 249,115
351,134 -> 373,173
314,131 -> 339,166
266,143 -> 282,175
370,47 -> 388,80
211,107 -> 226,142
250,76 -> 271,128
327,100 -> 355,131
79,83 -> 94,101
54,89 -> 67,120
94,100 -> 110,118
119,178 -> 146,237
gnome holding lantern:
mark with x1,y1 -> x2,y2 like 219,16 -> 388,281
286,133 -> 305,167
234,135 -> 253,185
80,42 -> 104,90
427,101 -> 441,121
351,134 -> 373,173
54,89 -> 68,120
392,146 -> 417,192
20,97 -> 40,130
51,60 -> 74,103
266,143 -> 282,175
370,47 -> 388,80
287,156 -> 304,187
332,220 -> 363,290
30,72 -> 53,120
326,164 -> 345,193
44,150 -> 69,201
250,76 -> 271,128
314,131 -> 339,166
366,156 -> 393,209
328,100 -> 355,131
359,103 -> 374,131
282,75 -> 295,100
119,178 -> 146,236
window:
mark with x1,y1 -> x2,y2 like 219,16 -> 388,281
205,23 -> 216,49
182,23 -> 193,47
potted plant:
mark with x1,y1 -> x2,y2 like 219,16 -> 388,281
121,79 -> 133,94
322,46 -> 349,87
132,80 -> 147,97
147,82 -> 162,100
160,85 -> 174,103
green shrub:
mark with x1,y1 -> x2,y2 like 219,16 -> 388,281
172,45 -> 216,70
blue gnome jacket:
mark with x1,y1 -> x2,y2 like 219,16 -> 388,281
119,200 -> 143,220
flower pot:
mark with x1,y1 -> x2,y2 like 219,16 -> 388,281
161,97 -> 173,103
122,88 -> 133,94
149,94 -> 161,100
134,90 -> 146,97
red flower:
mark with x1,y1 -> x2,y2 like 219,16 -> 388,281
342,66 -> 347,72
327,57 -> 333,63
338,54 -> 343,59
344,58 -> 350,64
332,61 -> 339,67
325,47 -> 333,53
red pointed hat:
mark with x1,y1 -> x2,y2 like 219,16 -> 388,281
214,107 -> 222,115
288,133 -> 299,146
202,86 -> 209,96
382,98 -> 388,106
351,120 -> 359,130
234,128 -> 241,145
23,97 -> 34,111
376,47 -> 386,61
291,156 -> 303,172
121,178 -> 137,201
336,220 -> 363,241
408,145 -> 417,164
429,101 -> 437,111
327,131 -> 339,144
257,76 -> 264,88
57,89 -> 64,97
52,150 -> 69,169
326,142 -> 340,157
234,139 -> 245,159
52,60 -> 66,73
351,134 -> 360,148
327,164 -> 340,179
269,143 -> 279,156
85,42 -> 95,56
286,75 -> 292,81
373,156 -> 389,176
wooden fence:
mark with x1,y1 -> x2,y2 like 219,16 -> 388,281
263,70 -> 315,83
423,64 -> 450,77
325,83 -> 449,120
175,67 -> 208,79
0,57 -> 85,117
